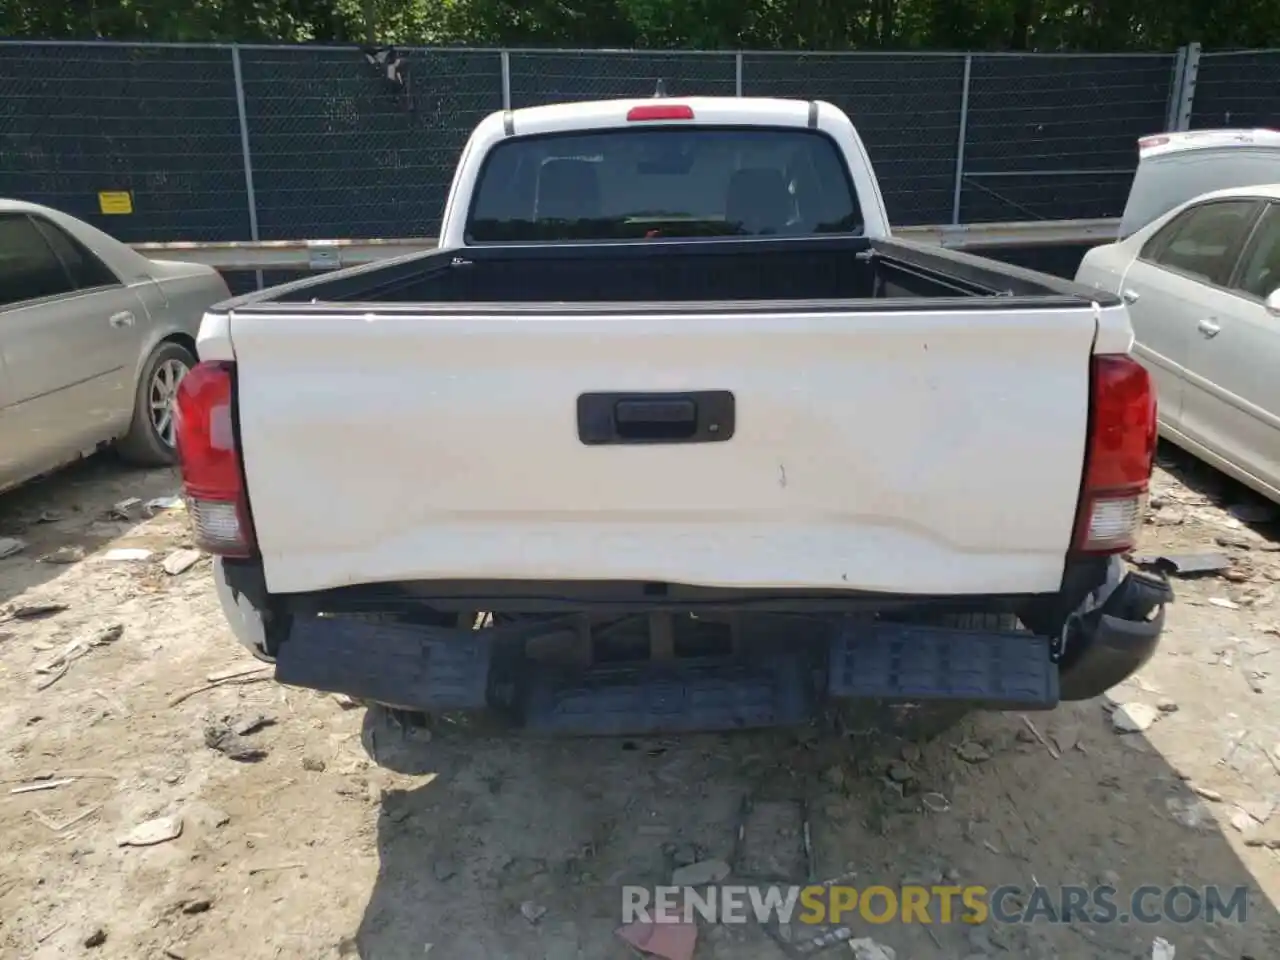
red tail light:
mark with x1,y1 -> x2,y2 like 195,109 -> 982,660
174,360 -> 256,558
1072,355 -> 1157,554
1138,135 -> 1170,150
626,104 -> 695,122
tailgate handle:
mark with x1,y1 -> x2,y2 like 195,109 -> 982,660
577,391 -> 735,445
616,399 -> 696,433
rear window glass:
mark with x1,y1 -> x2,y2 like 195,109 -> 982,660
467,127 -> 862,243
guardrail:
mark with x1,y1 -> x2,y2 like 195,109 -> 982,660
131,218 -> 1121,271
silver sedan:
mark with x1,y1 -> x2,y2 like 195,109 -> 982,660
0,199 -> 231,492
1076,183 -> 1280,503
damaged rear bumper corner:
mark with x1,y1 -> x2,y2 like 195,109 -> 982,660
1056,558 -> 1173,702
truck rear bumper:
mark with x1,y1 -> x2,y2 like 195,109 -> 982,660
1057,564 -> 1172,702
215,558 -> 1171,735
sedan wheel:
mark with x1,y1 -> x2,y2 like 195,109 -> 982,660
118,341 -> 199,467
149,357 -> 190,449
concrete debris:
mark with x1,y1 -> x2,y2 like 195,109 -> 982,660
100,547 -> 153,562
921,792 -> 950,813
204,717 -> 269,763
4,601 -> 67,621
519,900 -> 546,924
670,858 -> 730,887
886,761 -> 915,783
162,549 -> 203,575
848,937 -> 897,960
180,893 -> 213,915
117,815 -> 183,847
39,545 -> 85,564
109,497 -> 143,520
1111,702 -> 1159,733
1151,936 -> 1175,960
0,537 -> 27,559
145,496 -> 185,514
954,741 -> 992,763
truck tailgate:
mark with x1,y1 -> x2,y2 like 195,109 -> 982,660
228,306 -> 1097,595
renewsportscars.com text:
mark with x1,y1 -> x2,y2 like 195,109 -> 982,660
621,884 -> 1250,926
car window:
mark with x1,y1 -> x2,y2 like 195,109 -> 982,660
1233,204 -> 1280,300
468,127 -> 861,242
31,217 -> 119,290
0,214 -> 75,308
1142,200 -> 1259,285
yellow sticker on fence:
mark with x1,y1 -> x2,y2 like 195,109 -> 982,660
98,191 -> 133,215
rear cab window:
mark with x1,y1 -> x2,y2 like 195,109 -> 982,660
467,127 -> 862,243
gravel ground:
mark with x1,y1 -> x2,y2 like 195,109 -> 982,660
2,446 -> 1280,960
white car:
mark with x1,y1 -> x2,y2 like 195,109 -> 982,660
0,199 -> 231,492
1077,183 -> 1280,503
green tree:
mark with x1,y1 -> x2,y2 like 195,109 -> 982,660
2,0 -> 1279,49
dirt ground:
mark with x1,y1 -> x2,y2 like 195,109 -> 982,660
3,447 -> 1280,960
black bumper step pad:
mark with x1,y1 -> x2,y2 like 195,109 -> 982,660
275,615 -> 492,710
274,614 -> 1058,733
828,620 -> 1059,708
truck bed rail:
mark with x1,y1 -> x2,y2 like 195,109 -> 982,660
133,218 -> 1120,271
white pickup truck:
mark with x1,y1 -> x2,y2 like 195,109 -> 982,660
176,96 -> 1172,738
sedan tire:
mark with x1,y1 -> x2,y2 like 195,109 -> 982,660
117,340 -> 196,466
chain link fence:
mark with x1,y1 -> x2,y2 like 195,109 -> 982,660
0,43 -> 250,242
1,41 -> 1271,247
960,54 -> 1175,222
240,47 -> 501,239
743,53 -> 966,225
1191,50 -> 1280,130
509,50 -> 736,106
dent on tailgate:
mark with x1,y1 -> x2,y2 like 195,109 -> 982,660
229,303 -> 1097,597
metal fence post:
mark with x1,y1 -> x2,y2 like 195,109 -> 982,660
950,54 -> 972,226
230,45 -> 262,290
735,52 -> 744,96
500,50 -> 512,109
1172,42 -> 1201,131
1165,46 -> 1188,132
